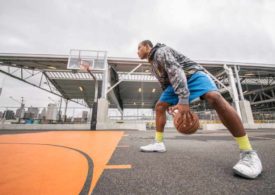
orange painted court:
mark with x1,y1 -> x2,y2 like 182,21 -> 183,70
0,131 -> 131,195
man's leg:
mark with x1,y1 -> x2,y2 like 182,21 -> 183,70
140,102 -> 170,152
202,91 -> 245,137
155,102 -> 170,142
202,91 -> 262,179
140,85 -> 178,152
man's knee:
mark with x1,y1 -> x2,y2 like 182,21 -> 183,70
203,92 -> 223,107
155,102 -> 170,113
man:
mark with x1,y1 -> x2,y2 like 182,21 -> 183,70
137,40 -> 262,179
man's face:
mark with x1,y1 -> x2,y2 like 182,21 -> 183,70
137,43 -> 150,60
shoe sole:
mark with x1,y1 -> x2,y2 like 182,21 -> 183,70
233,167 -> 260,179
140,149 -> 166,153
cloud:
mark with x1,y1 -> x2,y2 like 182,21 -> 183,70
0,0 -> 275,108
0,0 -> 274,62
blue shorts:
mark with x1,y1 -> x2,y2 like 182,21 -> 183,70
159,71 -> 218,105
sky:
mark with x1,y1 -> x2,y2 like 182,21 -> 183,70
0,0 -> 275,113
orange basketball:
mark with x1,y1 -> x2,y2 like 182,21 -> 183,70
173,110 -> 200,134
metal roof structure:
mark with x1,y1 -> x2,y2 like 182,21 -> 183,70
0,53 -> 275,112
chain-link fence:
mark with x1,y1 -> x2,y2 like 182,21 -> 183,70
1,105 -> 274,126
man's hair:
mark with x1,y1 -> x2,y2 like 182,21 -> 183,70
140,40 -> 153,48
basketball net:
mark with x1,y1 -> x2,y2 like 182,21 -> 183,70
79,60 -> 92,71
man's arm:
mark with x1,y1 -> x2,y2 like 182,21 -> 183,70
155,49 -> 190,105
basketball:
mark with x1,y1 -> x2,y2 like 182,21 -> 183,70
173,110 -> 200,134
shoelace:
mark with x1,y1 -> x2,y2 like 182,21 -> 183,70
240,152 -> 255,167
147,142 -> 158,146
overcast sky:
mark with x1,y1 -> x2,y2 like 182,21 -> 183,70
0,0 -> 275,111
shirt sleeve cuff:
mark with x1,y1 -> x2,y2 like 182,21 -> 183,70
178,98 -> 189,105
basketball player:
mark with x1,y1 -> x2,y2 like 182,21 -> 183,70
137,40 -> 262,179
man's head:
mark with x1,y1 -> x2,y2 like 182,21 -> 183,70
137,40 -> 153,60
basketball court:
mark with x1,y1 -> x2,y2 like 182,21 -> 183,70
0,128 -> 274,194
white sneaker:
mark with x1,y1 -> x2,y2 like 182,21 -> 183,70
233,150 -> 262,179
140,142 -> 166,152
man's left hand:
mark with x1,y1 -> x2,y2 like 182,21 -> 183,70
168,104 -> 190,115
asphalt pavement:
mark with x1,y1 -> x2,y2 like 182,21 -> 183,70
93,128 -> 275,195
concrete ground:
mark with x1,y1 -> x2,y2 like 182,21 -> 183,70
94,128 -> 275,195
0,128 -> 274,194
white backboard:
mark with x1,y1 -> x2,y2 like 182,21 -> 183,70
67,49 -> 107,71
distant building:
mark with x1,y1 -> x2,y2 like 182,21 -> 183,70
73,117 -> 82,123
46,104 -> 58,121
38,108 -> 47,120
15,104 -> 25,118
26,107 -> 39,119
3,110 -> 15,120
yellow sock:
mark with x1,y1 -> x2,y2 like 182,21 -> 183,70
235,134 -> 252,151
155,132 -> 163,142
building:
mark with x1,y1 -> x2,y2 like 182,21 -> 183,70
15,104 -> 25,118
3,110 -> 15,120
46,104 -> 58,121
26,107 -> 39,119
38,108 -> 47,120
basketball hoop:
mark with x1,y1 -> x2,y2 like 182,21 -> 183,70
66,49 -> 107,130
67,49 -> 106,71
79,60 -> 93,72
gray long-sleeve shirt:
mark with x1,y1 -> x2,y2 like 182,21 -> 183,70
148,43 -> 204,104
